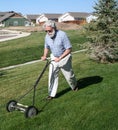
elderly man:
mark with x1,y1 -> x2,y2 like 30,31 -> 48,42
41,20 -> 78,100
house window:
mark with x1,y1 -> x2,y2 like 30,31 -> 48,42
13,21 -> 18,26
24,21 -> 30,26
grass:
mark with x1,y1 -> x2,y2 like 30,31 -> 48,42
0,30 -> 87,68
0,52 -> 118,130
0,29 -> 118,130
0,32 -> 45,68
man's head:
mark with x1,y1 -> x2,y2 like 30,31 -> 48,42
43,20 -> 57,38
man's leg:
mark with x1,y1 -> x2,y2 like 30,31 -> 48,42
59,54 -> 77,90
48,61 -> 60,97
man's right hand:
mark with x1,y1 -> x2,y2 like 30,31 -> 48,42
41,56 -> 47,61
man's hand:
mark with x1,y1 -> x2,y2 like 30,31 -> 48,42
41,56 -> 47,61
54,57 -> 61,62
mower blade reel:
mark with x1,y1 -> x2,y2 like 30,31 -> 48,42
15,103 -> 28,112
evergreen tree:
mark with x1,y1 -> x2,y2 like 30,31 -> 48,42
86,0 -> 118,63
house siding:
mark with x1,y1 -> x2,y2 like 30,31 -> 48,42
36,15 -> 48,24
58,12 -> 90,24
4,17 -> 28,27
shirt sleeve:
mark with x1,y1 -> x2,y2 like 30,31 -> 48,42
63,32 -> 72,49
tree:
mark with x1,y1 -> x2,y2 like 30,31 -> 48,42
86,0 -> 118,63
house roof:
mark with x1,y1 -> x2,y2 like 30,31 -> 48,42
26,14 -> 40,20
61,12 -> 91,18
0,12 -> 8,16
0,13 -> 14,22
42,13 -> 62,19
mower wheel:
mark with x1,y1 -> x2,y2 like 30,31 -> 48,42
6,100 -> 17,112
25,106 -> 38,118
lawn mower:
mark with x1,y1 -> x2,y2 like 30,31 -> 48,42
6,59 -> 52,118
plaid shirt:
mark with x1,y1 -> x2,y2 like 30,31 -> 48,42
44,30 -> 72,57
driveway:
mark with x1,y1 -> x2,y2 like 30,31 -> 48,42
0,29 -> 31,42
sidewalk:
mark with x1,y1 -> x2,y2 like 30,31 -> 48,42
0,29 -> 31,42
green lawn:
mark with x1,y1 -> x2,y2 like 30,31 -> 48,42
0,52 -> 118,130
0,30 -> 86,68
0,32 -> 45,68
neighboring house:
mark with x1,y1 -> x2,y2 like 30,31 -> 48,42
36,13 -> 62,24
86,14 -> 98,23
58,12 -> 91,24
26,14 -> 40,25
0,12 -> 8,27
0,11 -> 30,27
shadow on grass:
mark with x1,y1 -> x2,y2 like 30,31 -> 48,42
78,75 -> 103,89
56,75 -> 103,98
0,71 -> 7,77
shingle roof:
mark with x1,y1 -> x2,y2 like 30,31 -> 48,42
0,12 -> 8,16
63,12 -> 91,18
0,13 -> 14,22
43,13 -> 62,19
26,14 -> 40,20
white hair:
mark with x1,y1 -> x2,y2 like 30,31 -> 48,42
43,20 -> 56,29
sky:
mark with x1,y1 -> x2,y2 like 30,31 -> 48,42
0,0 -> 97,15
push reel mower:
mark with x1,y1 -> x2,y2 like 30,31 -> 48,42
6,59 -> 52,118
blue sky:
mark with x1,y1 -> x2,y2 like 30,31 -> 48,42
0,0 -> 97,15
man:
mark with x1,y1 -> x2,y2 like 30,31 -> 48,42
41,20 -> 78,100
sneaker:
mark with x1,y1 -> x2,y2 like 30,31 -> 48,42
73,81 -> 79,91
73,86 -> 78,91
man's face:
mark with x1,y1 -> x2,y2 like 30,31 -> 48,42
45,26 -> 55,38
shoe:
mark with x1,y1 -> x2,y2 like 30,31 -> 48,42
46,96 -> 54,100
73,86 -> 78,91
73,81 -> 79,91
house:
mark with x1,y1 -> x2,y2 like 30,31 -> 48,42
58,12 -> 91,24
86,14 -> 98,23
0,12 -> 7,27
0,11 -> 30,27
26,14 -> 40,25
36,13 -> 62,24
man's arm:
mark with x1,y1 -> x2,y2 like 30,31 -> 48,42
59,48 -> 71,60
41,48 -> 49,60
54,48 -> 72,62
